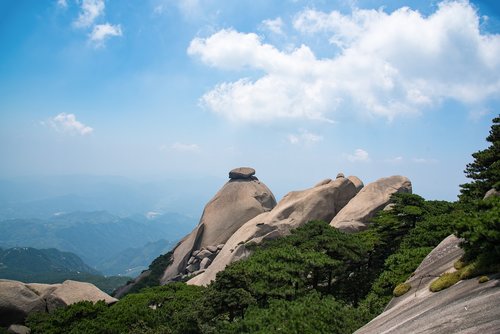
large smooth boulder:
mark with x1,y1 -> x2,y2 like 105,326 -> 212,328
0,280 -> 45,327
198,177 -> 276,248
45,280 -> 117,312
159,168 -> 276,284
188,176 -> 360,286
0,279 -> 116,327
355,235 -> 500,334
331,175 -> 411,232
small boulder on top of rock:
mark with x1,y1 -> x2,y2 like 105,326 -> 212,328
229,167 -> 256,179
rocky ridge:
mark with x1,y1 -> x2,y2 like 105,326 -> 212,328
188,173 -> 363,286
118,168 -> 412,292
115,167 -> 412,292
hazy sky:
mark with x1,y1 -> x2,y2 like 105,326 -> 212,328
1,0 -> 499,201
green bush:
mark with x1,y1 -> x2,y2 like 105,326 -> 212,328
27,283 -> 206,334
219,292 -> 363,334
430,271 -> 461,292
478,276 -> 489,283
393,283 -> 411,297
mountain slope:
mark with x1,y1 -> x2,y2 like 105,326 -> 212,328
95,239 -> 176,276
0,247 -> 100,277
0,211 -> 195,273
0,247 -> 130,294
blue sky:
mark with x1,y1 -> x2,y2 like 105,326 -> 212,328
0,0 -> 499,202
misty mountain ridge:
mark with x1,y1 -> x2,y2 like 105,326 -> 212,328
0,210 -> 196,276
0,174 -> 224,220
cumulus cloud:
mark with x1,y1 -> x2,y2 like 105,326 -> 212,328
169,142 -> 200,152
287,129 -> 323,144
74,0 -> 105,28
48,113 -> 93,135
188,1 -> 500,123
89,23 -> 122,46
262,17 -> 285,35
347,149 -> 370,162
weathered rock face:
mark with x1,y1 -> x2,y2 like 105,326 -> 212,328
44,280 -> 117,312
331,176 -> 412,233
0,279 -> 116,327
159,168 -> 276,284
354,235 -> 500,334
0,280 -> 46,327
484,188 -> 499,199
188,176 -> 360,286
7,324 -> 31,334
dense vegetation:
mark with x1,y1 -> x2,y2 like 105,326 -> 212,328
24,115 -> 499,333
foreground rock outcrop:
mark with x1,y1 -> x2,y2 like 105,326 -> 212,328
158,168 -> 276,284
355,235 -> 500,334
188,174 -> 360,286
0,279 -> 117,327
331,176 -> 412,232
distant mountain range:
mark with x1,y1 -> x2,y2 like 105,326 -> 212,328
0,174 -> 223,220
0,210 -> 196,275
96,239 -> 176,277
0,247 -> 129,294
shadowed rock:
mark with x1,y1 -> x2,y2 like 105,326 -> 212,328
0,280 -> 45,327
331,176 -> 411,233
0,279 -> 116,328
484,188 -> 499,199
229,167 -> 255,179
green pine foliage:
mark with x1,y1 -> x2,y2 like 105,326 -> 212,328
27,283 -> 206,334
455,197 -> 500,261
218,292 -> 362,334
455,115 -> 500,266
460,115 -> 500,201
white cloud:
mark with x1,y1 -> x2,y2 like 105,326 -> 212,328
169,142 -> 200,152
49,113 -> 93,135
287,129 -> 323,144
188,2 -> 500,123
74,0 -> 105,28
386,156 -> 404,163
57,0 -> 67,8
262,17 -> 285,35
89,23 -> 122,46
347,149 -> 370,162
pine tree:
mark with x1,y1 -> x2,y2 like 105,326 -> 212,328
459,115 -> 500,201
